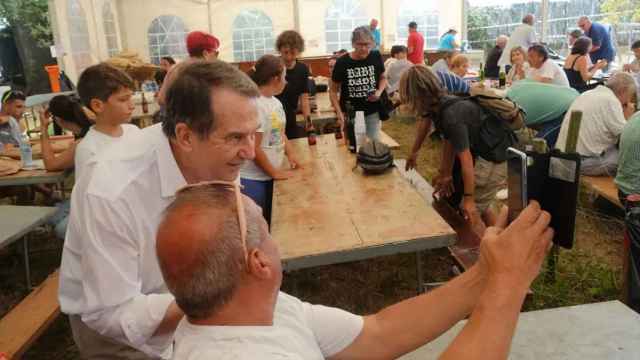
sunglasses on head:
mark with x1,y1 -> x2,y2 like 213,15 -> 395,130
176,180 -> 248,263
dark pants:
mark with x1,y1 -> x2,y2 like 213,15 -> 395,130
241,178 -> 274,226
620,191 -> 640,313
532,115 -> 564,149
285,109 -> 305,140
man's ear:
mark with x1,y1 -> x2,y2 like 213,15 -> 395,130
246,248 -> 274,280
174,123 -> 196,152
89,98 -> 104,114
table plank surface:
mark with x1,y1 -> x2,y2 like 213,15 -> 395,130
0,205 -> 57,248
272,134 -> 455,270
0,168 -> 68,187
401,301 -> 640,360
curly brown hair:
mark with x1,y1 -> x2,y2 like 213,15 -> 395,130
276,30 -> 305,52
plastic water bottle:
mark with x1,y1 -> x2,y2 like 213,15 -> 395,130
354,111 -> 366,151
19,133 -> 33,167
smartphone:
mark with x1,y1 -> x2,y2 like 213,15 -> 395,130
507,147 -> 528,223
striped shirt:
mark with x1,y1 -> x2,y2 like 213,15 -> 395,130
436,70 -> 470,95
615,113 -> 640,195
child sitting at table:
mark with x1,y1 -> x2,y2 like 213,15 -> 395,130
241,54 -> 300,224
0,90 -> 26,150
74,63 -> 140,179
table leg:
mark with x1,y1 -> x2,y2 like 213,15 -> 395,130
416,251 -> 424,294
23,235 -> 32,289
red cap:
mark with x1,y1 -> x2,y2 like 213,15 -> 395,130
186,31 -> 220,57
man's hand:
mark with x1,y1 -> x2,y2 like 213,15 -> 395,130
478,201 -> 553,291
287,155 -> 302,170
367,90 -> 381,102
595,59 -> 608,70
433,174 -> 454,198
405,151 -> 418,171
39,109 -> 51,131
462,196 -> 479,225
337,112 -> 346,131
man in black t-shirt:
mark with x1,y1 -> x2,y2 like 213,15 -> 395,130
275,30 -> 311,139
330,26 -> 387,141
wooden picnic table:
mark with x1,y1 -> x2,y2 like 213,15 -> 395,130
401,300 -> 640,359
271,134 -> 456,273
0,205 -> 57,287
0,135 -> 74,161
0,167 -> 69,187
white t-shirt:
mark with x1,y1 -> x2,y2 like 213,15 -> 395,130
431,58 -> 450,74
526,59 -> 570,87
498,24 -> 537,67
172,292 -> 364,359
240,96 -> 287,181
556,86 -> 627,156
74,124 -> 140,179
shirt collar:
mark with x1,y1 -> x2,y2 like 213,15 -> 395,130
153,125 -> 187,198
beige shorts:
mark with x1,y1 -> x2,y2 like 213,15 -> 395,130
474,157 -> 506,213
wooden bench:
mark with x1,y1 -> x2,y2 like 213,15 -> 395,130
581,176 -> 623,209
0,270 -> 60,359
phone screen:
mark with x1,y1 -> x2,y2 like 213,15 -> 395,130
507,151 -> 526,223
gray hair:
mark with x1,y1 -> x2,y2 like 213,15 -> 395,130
606,72 -> 637,100
163,60 -> 260,140
496,35 -> 508,46
157,186 -> 264,320
351,26 -> 375,46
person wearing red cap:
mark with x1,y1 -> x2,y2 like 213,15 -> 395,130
158,30 -> 220,105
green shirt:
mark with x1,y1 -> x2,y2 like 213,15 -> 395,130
615,113 -> 640,195
507,79 -> 579,126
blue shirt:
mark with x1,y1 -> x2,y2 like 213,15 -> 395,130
436,71 -> 470,94
439,34 -> 456,50
586,22 -> 615,63
372,28 -> 381,50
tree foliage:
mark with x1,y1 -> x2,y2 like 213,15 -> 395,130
0,0 -> 52,47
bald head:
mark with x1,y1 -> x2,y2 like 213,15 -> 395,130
497,35 -> 508,48
523,14 -> 535,25
157,185 -> 264,319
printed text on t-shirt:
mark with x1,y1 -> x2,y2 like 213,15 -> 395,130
347,65 -> 376,98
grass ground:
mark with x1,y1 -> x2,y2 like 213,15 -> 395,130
0,116 -> 625,358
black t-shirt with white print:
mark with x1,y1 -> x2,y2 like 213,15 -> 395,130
331,50 -> 384,116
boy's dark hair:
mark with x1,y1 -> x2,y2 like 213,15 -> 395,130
409,21 -> 418,29
163,60 -> 259,140
48,95 -> 93,138
1,90 -> 26,104
276,30 -> 305,52
528,44 -> 549,62
77,63 -> 134,111
632,40 -> 640,50
161,56 -> 176,65
248,55 -> 284,86
390,45 -> 408,57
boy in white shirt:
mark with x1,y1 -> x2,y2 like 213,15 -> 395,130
75,63 -> 140,179
526,44 -> 570,87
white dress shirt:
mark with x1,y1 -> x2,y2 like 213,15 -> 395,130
526,59 -> 570,87
74,124 -> 140,180
172,292 -> 364,359
59,124 -> 187,358
556,86 -> 627,156
498,24 -> 537,67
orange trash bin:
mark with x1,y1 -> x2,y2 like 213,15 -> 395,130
44,65 -> 61,93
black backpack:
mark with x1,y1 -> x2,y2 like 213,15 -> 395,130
356,140 -> 394,174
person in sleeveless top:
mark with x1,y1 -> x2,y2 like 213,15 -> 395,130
564,36 -> 607,92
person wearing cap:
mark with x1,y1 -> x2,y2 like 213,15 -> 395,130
438,28 -> 459,51
157,30 -> 220,106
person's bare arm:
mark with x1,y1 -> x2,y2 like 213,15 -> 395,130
405,117 -> 432,171
300,93 -> 311,119
152,301 -> 184,336
39,110 -> 76,171
458,149 -> 478,223
329,80 -> 344,127
253,132 -> 290,180
332,202 -> 553,360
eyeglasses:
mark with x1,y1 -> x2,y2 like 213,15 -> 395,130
176,180 -> 248,263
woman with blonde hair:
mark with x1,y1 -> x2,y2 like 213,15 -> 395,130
399,66 -> 516,231
506,46 -> 529,85
449,54 -> 470,78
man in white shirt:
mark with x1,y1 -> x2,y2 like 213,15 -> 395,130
58,60 -> 260,359
498,14 -> 537,68
159,184 -> 554,359
556,72 -> 636,176
526,44 -> 570,87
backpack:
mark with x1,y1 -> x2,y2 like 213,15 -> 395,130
356,140 -> 394,174
469,86 -> 525,130
439,97 -> 517,163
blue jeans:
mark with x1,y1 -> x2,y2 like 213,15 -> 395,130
240,178 -> 273,225
48,199 -> 70,239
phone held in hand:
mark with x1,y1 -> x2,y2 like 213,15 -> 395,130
507,147 -> 528,223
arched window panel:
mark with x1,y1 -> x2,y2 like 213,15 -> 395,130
396,0 -> 439,49
232,9 -> 275,62
325,0 -> 368,53
67,0 -> 92,73
147,15 -> 189,65
103,1 -> 120,57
